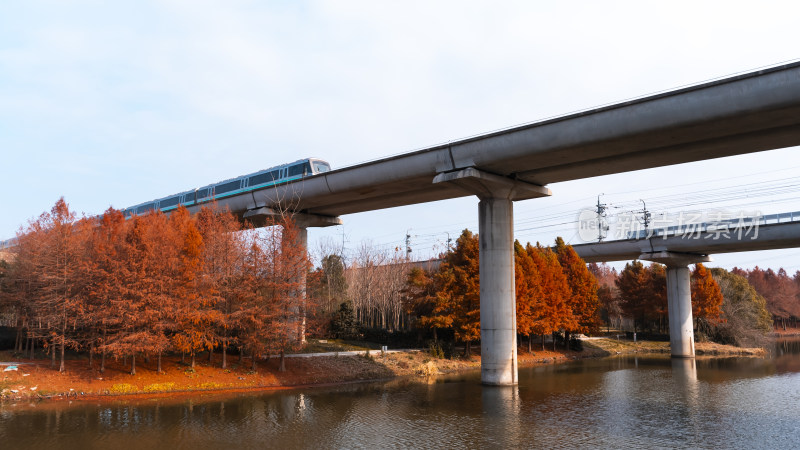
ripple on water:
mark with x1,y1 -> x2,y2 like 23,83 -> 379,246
2,355 -> 800,448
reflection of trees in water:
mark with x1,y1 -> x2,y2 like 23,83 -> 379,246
4,354 -> 800,448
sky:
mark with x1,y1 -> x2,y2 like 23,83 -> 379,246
2,0 -> 800,271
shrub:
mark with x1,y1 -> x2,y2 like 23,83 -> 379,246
428,342 -> 444,359
143,382 -> 177,393
109,383 -> 138,395
417,360 -> 439,377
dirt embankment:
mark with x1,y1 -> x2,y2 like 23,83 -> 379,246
581,338 -> 766,356
0,339 -> 764,404
771,327 -> 800,338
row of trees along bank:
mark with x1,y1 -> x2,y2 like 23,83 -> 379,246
401,232 -> 603,355
592,262 -> 774,347
0,198 -> 309,373
0,199 -> 779,372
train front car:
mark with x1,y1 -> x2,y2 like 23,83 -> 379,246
308,158 -> 331,175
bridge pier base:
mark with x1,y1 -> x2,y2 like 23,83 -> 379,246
641,251 -> 711,359
433,168 -> 551,385
479,197 -> 518,385
666,265 -> 695,358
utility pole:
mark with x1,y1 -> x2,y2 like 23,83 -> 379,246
405,229 -> 412,260
596,194 -> 609,241
639,199 -> 651,236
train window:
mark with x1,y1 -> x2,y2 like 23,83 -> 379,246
249,170 -> 281,186
182,194 -> 194,204
288,164 -> 303,177
215,180 -> 242,195
217,181 -> 239,194
313,161 -> 331,173
136,203 -> 156,214
160,196 -> 180,208
196,188 -> 210,199
289,162 -> 312,177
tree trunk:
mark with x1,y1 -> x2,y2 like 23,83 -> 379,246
541,334 -> 545,351
464,341 -> 471,358
50,341 -> 56,368
59,339 -> 66,373
14,328 -> 21,354
433,327 -> 438,342
191,351 -> 196,369
279,350 -> 286,372
131,355 -> 136,375
565,331 -> 571,350
251,352 -> 257,371
157,351 -> 162,374
181,352 -> 185,364
222,343 -> 227,369
553,333 -> 557,352
528,334 -> 532,354
100,327 -> 106,373
208,348 -> 213,363
29,337 -> 35,360
89,342 -> 94,368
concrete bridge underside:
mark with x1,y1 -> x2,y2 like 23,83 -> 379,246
573,220 -> 800,359
176,63 -> 800,384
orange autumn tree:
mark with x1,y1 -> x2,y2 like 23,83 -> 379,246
514,240 -> 543,353
691,263 -> 724,336
229,216 -> 309,372
264,217 -> 310,372
617,261 -> 668,333
107,212 -> 172,375
196,205 -> 245,369
232,235 -> 272,371
588,263 -> 621,332
84,207 -> 129,373
28,198 -> 87,372
528,243 -> 576,350
436,229 -> 481,356
402,266 -> 450,341
170,206 -> 221,369
554,237 -> 601,336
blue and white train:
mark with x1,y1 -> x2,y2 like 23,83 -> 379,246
123,158 -> 331,217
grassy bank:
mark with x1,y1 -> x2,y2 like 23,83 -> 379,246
0,339 -> 764,403
582,338 -> 766,356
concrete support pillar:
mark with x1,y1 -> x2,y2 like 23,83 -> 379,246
666,265 -> 695,358
433,167 -> 551,386
479,198 -> 518,385
641,251 -> 710,359
280,224 -> 309,344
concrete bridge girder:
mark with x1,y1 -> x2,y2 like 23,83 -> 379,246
434,167 -> 552,385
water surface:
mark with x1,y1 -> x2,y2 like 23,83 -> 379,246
2,341 -> 799,449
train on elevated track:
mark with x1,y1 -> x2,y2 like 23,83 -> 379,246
123,157 -> 331,217
0,158 -> 332,249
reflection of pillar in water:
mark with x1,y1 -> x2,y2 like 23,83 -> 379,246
671,358 -> 699,409
281,393 -> 298,421
481,386 -> 521,447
